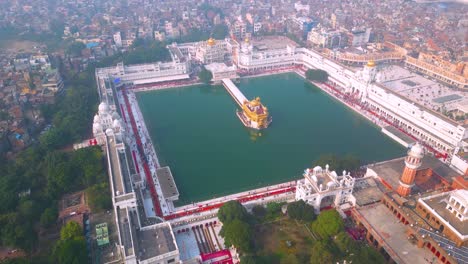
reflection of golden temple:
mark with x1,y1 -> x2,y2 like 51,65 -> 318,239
367,60 -> 376,67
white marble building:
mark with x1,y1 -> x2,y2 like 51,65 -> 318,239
295,165 -> 356,212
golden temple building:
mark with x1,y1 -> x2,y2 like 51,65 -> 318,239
238,97 -> 271,129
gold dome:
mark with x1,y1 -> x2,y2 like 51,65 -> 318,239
250,97 -> 261,106
244,37 -> 250,43
207,37 -> 216,46
367,60 -> 376,67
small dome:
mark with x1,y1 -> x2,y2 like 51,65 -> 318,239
244,37 -> 250,43
408,142 -> 425,158
112,112 -> 120,120
207,37 -> 216,46
98,102 -> 110,114
113,119 -> 121,128
105,128 -> 114,135
93,114 -> 100,123
366,60 -> 376,67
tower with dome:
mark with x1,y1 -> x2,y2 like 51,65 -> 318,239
93,101 -> 125,145
397,142 -> 425,197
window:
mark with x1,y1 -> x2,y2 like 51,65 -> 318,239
168,259 -> 175,263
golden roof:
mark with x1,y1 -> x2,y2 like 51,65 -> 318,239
244,37 -> 250,43
207,37 -> 216,46
367,60 -> 376,67
250,97 -> 261,106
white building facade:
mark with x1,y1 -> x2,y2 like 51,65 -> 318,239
295,165 -> 356,212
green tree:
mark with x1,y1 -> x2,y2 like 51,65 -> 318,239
221,219 -> 252,252
350,246 -> 386,264
212,24 -> 229,39
86,182 -> 112,212
313,154 -> 360,173
287,200 -> 316,222
310,240 -> 335,264
51,237 -> 87,264
50,19 -> 65,37
198,66 -> 213,84
239,256 -> 257,264
252,205 -> 267,219
312,209 -> 344,238
0,213 -> 37,252
334,231 -> 358,256
40,207 -> 58,228
281,254 -> 299,264
60,221 -> 83,240
66,42 -> 86,57
305,69 -> 329,82
217,200 -> 249,224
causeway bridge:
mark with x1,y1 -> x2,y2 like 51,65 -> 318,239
222,78 -> 247,107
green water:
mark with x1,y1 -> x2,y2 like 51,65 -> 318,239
136,73 -> 404,204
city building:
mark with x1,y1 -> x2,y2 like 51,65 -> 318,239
113,32 -> 123,48
95,60 -> 190,87
235,36 -> 297,71
195,38 -> 228,64
416,190 -> 467,247
307,27 -> 343,49
347,28 -> 371,47
205,63 -> 238,82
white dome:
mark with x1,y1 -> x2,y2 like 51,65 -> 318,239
113,119 -> 121,128
98,102 -> 110,114
93,114 -> 100,123
105,128 -> 114,135
409,143 -> 425,159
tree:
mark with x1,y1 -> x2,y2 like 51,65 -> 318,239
49,19 -> 65,37
287,200 -> 316,222
60,221 -> 83,240
199,66 -> 213,84
51,237 -> 87,264
86,182 -> 112,212
305,69 -> 329,82
217,200 -> 249,224
281,254 -> 299,264
0,213 -> 37,252
313,154 -> 360,174
311,209 -> 344,238
266,202 -> 283,217
350,245 -> 386,264
309,240 -> 335,264
239,256 -> 257,264
212,24 -> 229,39
334,231 -> 358,256
40,207 -> 58,228
221,219 -> 252,252
251,205 -> 267,219
66,42 -> 86,57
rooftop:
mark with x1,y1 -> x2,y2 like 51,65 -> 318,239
367,155 -> 460,193
383,125 -> 416,146
156,166 -> 179,201
377,65 -> 468,115
250,36 -> 298,50
352,177 -> 385,206
357,203 -> 434,263
108,138 -> 125,195
419,190 -> 467,239
135,222 -> 178,261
